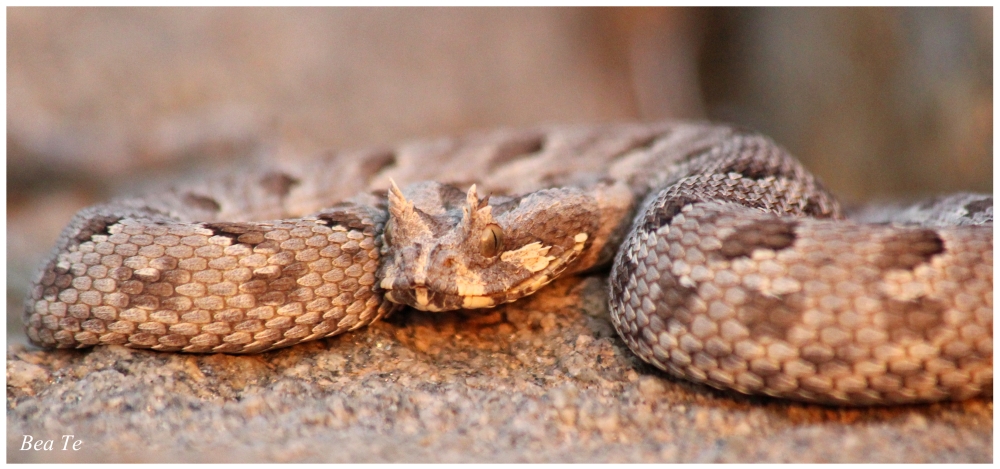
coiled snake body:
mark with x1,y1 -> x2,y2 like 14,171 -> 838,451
25,122 -> 992,405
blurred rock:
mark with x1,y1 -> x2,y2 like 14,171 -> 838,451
8,8 -> 644,181
700,8 -> 991,201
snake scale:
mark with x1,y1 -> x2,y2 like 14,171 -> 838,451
24,122 -> 992,406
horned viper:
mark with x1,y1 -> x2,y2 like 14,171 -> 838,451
25,122 -> 992,405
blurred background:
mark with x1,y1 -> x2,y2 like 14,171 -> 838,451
7,8 -> 992,341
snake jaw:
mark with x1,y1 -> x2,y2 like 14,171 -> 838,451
381,230 -> 590,312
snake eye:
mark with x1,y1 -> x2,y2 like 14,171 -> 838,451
383,219 -> 394,245
480,223 -> 504,258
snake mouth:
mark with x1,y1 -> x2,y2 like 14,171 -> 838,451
383,271 -> 558,313
381,248 -> 585,313
383,286 -> 489,312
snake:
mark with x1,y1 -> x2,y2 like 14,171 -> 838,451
23,122 -> 992,406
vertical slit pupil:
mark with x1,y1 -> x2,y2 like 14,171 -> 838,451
481,224 -> 504,257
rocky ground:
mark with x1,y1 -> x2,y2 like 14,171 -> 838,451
8,8 -> 992,464
7,276 -> 992,463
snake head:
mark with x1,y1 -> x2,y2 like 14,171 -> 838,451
378,181 -> 599,312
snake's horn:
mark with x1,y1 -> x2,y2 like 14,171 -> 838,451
464,184 -> 492,210
462,184 -> 493,229
465,184 -> 479,209
388,178 -> 405,200
387,178 -> 413,217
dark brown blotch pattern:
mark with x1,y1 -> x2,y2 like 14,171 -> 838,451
182,192 -> 222,213
876,229 -> 944,270
964,197 -> 992,218
719,219 -> 797,259
258,172 -> 301,198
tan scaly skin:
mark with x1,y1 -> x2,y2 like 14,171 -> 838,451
24,122 -> 992,405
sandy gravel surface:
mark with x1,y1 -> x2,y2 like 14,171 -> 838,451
7,276 -> 992,463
